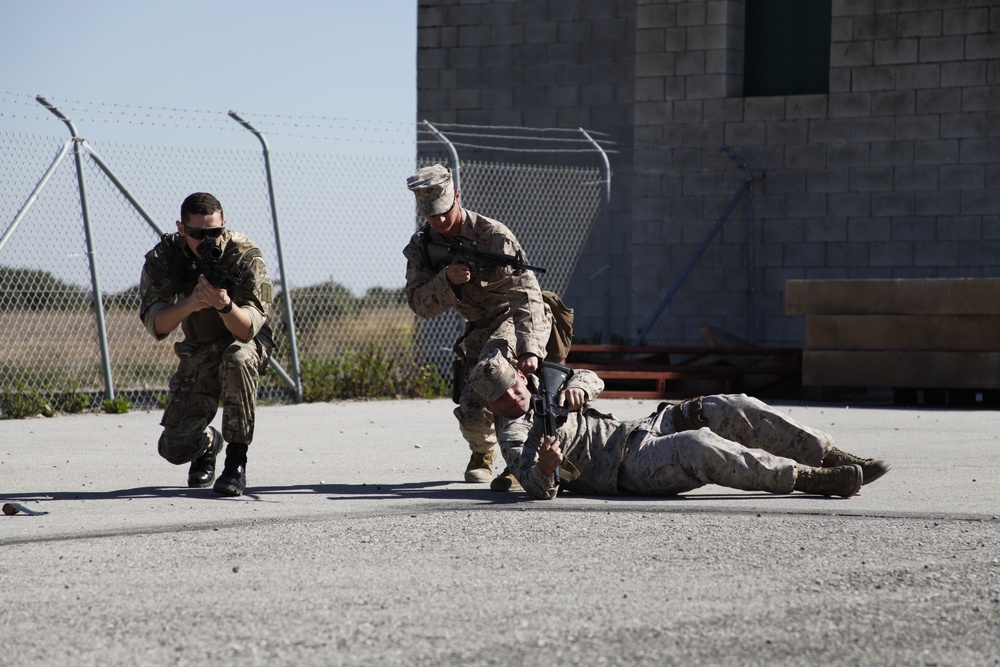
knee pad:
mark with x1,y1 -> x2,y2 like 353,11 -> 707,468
158,428 -> 211,465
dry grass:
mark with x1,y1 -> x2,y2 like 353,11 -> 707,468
0,305 -> 419,394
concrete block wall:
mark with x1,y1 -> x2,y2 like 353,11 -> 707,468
418,0 -> 1000,347
633,0 -> 1000,346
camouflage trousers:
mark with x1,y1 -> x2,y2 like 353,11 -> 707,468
454,315 -> 551,455
617,393 -> 835,496
157,337 -> 270,465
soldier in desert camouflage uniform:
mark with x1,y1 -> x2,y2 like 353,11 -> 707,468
467,349 -> 891,501
139,192 -> 274,497
403,164 -> 551,487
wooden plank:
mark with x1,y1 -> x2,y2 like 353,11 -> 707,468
802,351 -> 1000,388
785,278 -> 1000,316
805,315 -> 1000,351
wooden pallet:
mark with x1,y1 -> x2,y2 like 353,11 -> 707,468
786,278 -> 1000,391
563,345 -> 802,400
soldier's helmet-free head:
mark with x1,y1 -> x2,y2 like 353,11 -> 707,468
406,164 -> 455,217
467,348 -> 517,403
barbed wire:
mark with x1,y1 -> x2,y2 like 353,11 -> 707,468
2,90 -> 616,152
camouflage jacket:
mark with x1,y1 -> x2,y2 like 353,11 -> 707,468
402,208 -> 549,360
496,369 -> 650,500
139,230 -> 274,345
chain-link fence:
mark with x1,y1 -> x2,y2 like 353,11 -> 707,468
0,130 -> 605,408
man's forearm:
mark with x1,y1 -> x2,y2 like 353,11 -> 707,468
153,297 -> 200,335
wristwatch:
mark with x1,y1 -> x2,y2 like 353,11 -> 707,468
216,300 -> 234,314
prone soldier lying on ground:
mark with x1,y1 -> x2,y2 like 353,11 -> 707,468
467,349 -> 891,500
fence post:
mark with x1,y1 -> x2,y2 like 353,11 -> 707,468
0,140 -> 75,255
229,111 -> 304,403
579,128 -> 613,344
421,121 -> 461,191
36,96 -> 116,400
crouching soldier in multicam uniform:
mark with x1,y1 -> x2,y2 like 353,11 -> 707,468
139,192 -> 274,497
466,349 -> 891,500
403,165 -> 551,489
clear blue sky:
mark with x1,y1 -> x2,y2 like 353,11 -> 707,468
0,0 -> 417,155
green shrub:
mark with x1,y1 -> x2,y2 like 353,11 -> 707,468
53,383 -> 90,414
301,345 -> 446,402
0,387 -> 54,419
102,396 -> 132,414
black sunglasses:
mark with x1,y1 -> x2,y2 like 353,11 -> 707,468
183,224 -> 225,240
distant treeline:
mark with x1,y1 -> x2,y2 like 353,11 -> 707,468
0,266 -> 405,315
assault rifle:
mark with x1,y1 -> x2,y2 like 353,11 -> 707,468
196,238 -> 243,290
531,361 -> 574,484
426,234 -> 546,275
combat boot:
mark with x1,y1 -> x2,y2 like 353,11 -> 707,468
823,446 -> 891,485
793,464 -> 863,498
187,427 -> 223,488
464,449 -> 496,483
213,442 -> 248,497
490,466 -> 522,492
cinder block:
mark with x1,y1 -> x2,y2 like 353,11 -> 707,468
940,113 -> 986,139
808,118 -> 853,143
869,140 -> 914,166
871,90 -> 915,116
785,144 -> 827,169
870,191 -> 915,216
895,115 -> 940,140
967,33 -> 1000,59
941,61 -> 987,88
943,8 -> 990,36
830,41 -> 874,68
919,35 -> 966,62
849,166 -> 894,192
852,66 -> 896,91
898,10 -> 943,37
829,93 -> 872,117
961,86 -> 1000,113
895,63 -> 942,89
807,169 -> 850,193
853,117 -> 894,141
916,88 -> 962,113
914,240 -> 959,267
870,241 -> 915,266
914,138 -> 960,164
893,165 -> 940,191
914,190 -> 961,216
875,38 -> 919,64
828,193 -> 871,218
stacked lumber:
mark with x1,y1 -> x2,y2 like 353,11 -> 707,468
785,278 -> 1000,390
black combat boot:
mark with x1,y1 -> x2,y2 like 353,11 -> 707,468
187,427 -> 223,488
822,446 -> 892,485
213,442 -> 248,497
793,464 -> 863,498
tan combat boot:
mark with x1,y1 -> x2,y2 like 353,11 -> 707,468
794,464 -> 863,498
490,466 -> 522,492
464,449 -> 496,483
823,446 -> 891,485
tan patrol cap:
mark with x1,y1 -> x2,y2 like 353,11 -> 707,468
466,348 -> 517,403
406,164 -> 455,216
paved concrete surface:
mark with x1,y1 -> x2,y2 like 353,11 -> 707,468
1,396 -> 998,666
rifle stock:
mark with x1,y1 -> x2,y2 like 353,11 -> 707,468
532,361 -> 574,484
